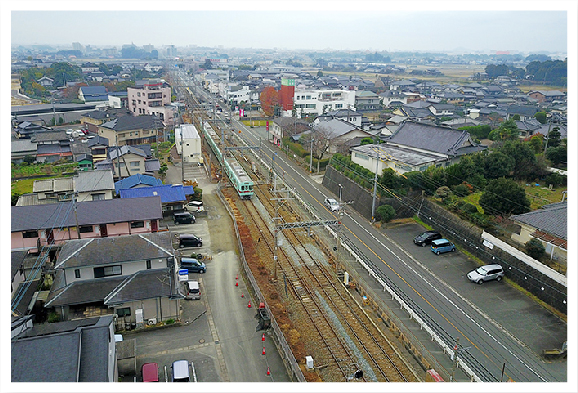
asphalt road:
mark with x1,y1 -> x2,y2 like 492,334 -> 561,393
121,164 -> 292,383
231,119 -> 568,383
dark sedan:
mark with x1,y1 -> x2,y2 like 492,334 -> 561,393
413,231 -> 442,247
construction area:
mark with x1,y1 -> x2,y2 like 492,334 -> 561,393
209,143 -> 421,382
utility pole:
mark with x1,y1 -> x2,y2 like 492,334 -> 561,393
309,136 -> 314,173
450,337 -> 459,382
371,154 -> 379,222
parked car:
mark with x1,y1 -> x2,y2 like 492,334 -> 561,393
171,360 -> 190,382
179,234 -> 202,248
174,212 -> 196,225
413,231 -> 442,247
430,239 -> 456,255
142,363 -> 159,382
324,198 -> 340,212
185,201 -> 204,212
185,280 -> 200,300
467,264 -> 504,284
180,258 -> 206,274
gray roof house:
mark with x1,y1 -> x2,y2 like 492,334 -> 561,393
44,232 -> 180,323
510,202 -> 567,262
11,315 -> 117,382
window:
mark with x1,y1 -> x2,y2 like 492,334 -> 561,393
92,193 -> 105,201
94,265 -> 122,278
79,225 -> 93,233
116,307 -> 131,317
306,104 -> 316,109
306,95 -> 311,99
130,161 -> 140,167
23,230 -> 38,238
146,260 -> 151,269
75,269 -> 81,278
131,221 -> 144,229
335,104 -> 343,109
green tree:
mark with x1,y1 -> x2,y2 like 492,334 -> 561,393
545,145 -> 567,167
525,238 -> 545,260
489,119 -> 519,140
360,137 -> 374,145
483,151 -> 515,179
511,114 -> 520,121
529,134 -> 544,153
376,204 -> 396,223
479,178 -> 530,217
317,70 -> 323,77
547,127 -> 561,148
498,140 -> 540,180
534,112 -> 547,124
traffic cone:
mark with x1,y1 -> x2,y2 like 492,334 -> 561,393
235,281 -> 238,287
262,347 -> 266,355
267,367 -> 270,376
262,333 -> 265,342
241,293 -> 244,298
236,274 -> 238,280
248,301 -> 252,308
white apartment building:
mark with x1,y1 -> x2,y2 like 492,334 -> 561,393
175,124 -> 202,164
127,80 -> 174,124
287,88 -> 355,118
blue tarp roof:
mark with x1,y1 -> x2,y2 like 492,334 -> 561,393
119,184 -> 193,203
114,174 -> 162,193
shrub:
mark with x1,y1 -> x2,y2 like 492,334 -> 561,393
459,202 -> 479,215
525,238 -> 546,260
376,204 -> 396,223
47,312 -> 60,323
165,318 -> 175,325
453,183 -> 470,197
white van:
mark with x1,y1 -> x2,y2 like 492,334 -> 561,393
172,360 -> 190,382
185,280 -> 200,300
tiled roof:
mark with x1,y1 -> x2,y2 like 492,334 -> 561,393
54,232 -> 173,269
386,121 -> 485,156
101,114 -> 163,131
114,173 -> 163,193
510,202 -> 567,240
11,196 -> 163,232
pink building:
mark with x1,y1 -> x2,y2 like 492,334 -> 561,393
11,196 -> 163,252
127,80 -> 175,125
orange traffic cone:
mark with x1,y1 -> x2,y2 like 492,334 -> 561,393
248,301 -> 252,308
267,367 -> 271,376
235,281 -> 238,287
262,347 -> 266,355
262,333 -> 265,342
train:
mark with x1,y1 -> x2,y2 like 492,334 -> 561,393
201,121 -> 254,200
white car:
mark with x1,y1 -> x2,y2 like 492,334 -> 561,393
324,198 -> 340,212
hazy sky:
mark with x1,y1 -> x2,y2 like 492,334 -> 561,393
6,1 -> 575,53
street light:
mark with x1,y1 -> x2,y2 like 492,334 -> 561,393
338,183 -> 343,204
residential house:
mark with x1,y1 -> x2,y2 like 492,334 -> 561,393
11,315 -> 117,382
270,117 -> 311,146
506,104 -> 539,121
33,130 -> 73,163
78,86 -> 109,103
87,135 -> 110,164
313,118 -> 372,154
175,124 -> 202,164
119,184 -> 195,215
389,80 -> 417,91
13,121 -> 52,139
80,108 -> 130,134
510,202 -> 567,263
28,177 -> 74,205
95,145 -> 155,178
37,76 -> 54,87
315,109 -> 363,128
74,170 -> 115,202
11,138 -> 38,164
97,114 -> 164,146
379,90 -> 408,108
114,173 -> 163,194
528,90 -> 566,104
355,90 -> 381,111
351,121 -> 487,175
45,233 -> 180,324
11,196 -> 163,251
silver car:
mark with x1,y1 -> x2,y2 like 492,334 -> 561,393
467,264 -> 504,284
324,198 -> 340,212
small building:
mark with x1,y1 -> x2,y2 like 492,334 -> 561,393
175,124 -> 202,165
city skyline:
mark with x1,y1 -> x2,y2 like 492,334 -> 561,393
7,2 -> 575,54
